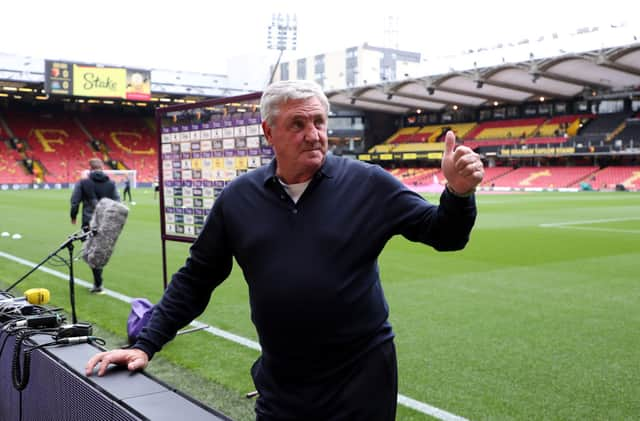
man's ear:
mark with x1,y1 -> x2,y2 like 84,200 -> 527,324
261,121 -> 273,145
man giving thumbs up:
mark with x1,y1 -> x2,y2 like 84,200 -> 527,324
441,130 -> 485,197
86,81 -> 481,421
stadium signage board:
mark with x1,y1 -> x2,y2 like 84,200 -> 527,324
45,60 -> 151,101
155,92 -> 271,287
156,92 -> 270,243
358,151 -> 444,163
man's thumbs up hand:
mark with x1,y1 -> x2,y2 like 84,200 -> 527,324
441,131 -> 484,196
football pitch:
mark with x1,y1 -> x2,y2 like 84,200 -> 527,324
1,188 -> 639,420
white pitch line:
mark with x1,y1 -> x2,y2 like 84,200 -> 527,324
0,250 -> 468,421
541,226 -> 640,234
539,216 -> 640,227
187,319 -> 261,351
398,395 -> 469,421
539,217 -> 640,234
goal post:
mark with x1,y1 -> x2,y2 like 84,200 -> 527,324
103,170 -> 137,188
78,169 -> 137,188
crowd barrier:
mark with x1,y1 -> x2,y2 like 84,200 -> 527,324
0,330 -> 232,420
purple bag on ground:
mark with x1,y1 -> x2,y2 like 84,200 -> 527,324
127,298 -> 154,345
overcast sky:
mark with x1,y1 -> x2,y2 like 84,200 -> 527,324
1,0 -> 637,74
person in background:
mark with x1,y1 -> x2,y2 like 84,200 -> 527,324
85,80 -> 484,420
153,177 -> 160,199
70,158 -> 120,294
123,177 -> 132,202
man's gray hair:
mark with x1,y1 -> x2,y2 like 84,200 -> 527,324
259,80 -> 330,126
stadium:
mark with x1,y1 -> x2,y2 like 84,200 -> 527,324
1,9 -> 639,421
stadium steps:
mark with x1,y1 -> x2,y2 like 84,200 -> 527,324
480,167 -> 516,187
0,141 -> 33,184
614,118 -> 640,144
0,112 -> 16,140
74,116 -> 95,142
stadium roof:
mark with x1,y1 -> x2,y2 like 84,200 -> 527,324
0,54 -> 249,100
327,42 -> 640,114
2,42 -> 639,113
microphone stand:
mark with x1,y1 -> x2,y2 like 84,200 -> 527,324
4,230 -> 93,324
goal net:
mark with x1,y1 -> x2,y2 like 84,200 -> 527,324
78,169 -> 137,188
104,170 -> 137,188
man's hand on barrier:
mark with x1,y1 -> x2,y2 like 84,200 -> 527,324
85,348 -> 149,377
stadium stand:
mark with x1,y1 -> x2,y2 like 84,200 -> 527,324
445,122 -> 477,141
381,123 -> 478,146
391,142 -> 445,153
371,123 -> 477,154
466,113 -> 633,157
412,126 -> 437,143
382,115 -> 601,154
79,113 -> 157,182
536,114 -> 595,137
410,122 -> 478,143
386,163 -> 639,191
2,105 -> 636,191
368,143 -> 394,153
0,140 -> 33,184
388,167 -> 442,186
464,118 -> 547,140
589,166 -> 640,190
573,111 -> 631,145
462,138 -> 519,151
479,167 -> 516,187
387,127 -> 421,144
0,107 -> 158,184
2,109 -> 102,183
490,166 -> 599,188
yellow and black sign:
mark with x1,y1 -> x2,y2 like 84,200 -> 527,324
358,151 -> 444,163
73,65 -> 126,98
45,60 -> 151,101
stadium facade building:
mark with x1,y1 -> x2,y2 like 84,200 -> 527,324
269,43 -> 422,90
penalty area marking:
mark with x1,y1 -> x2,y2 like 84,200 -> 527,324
539,217 -> 640,234
0,250 -> 468,421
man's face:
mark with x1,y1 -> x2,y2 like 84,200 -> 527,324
262,96 -> 328,183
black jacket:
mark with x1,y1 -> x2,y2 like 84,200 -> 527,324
70,171 -> 120,227
135,155 -> 477,385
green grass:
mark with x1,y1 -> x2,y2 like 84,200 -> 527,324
1,188 -> 639,420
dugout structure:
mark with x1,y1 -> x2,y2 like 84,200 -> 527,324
156,92 -> 271,287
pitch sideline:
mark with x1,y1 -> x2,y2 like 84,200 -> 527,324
539,216 -> 640,234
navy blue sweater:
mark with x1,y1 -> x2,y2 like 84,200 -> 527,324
135,154 -> 477,381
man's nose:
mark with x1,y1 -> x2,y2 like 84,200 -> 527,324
303,123 -> 320,142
